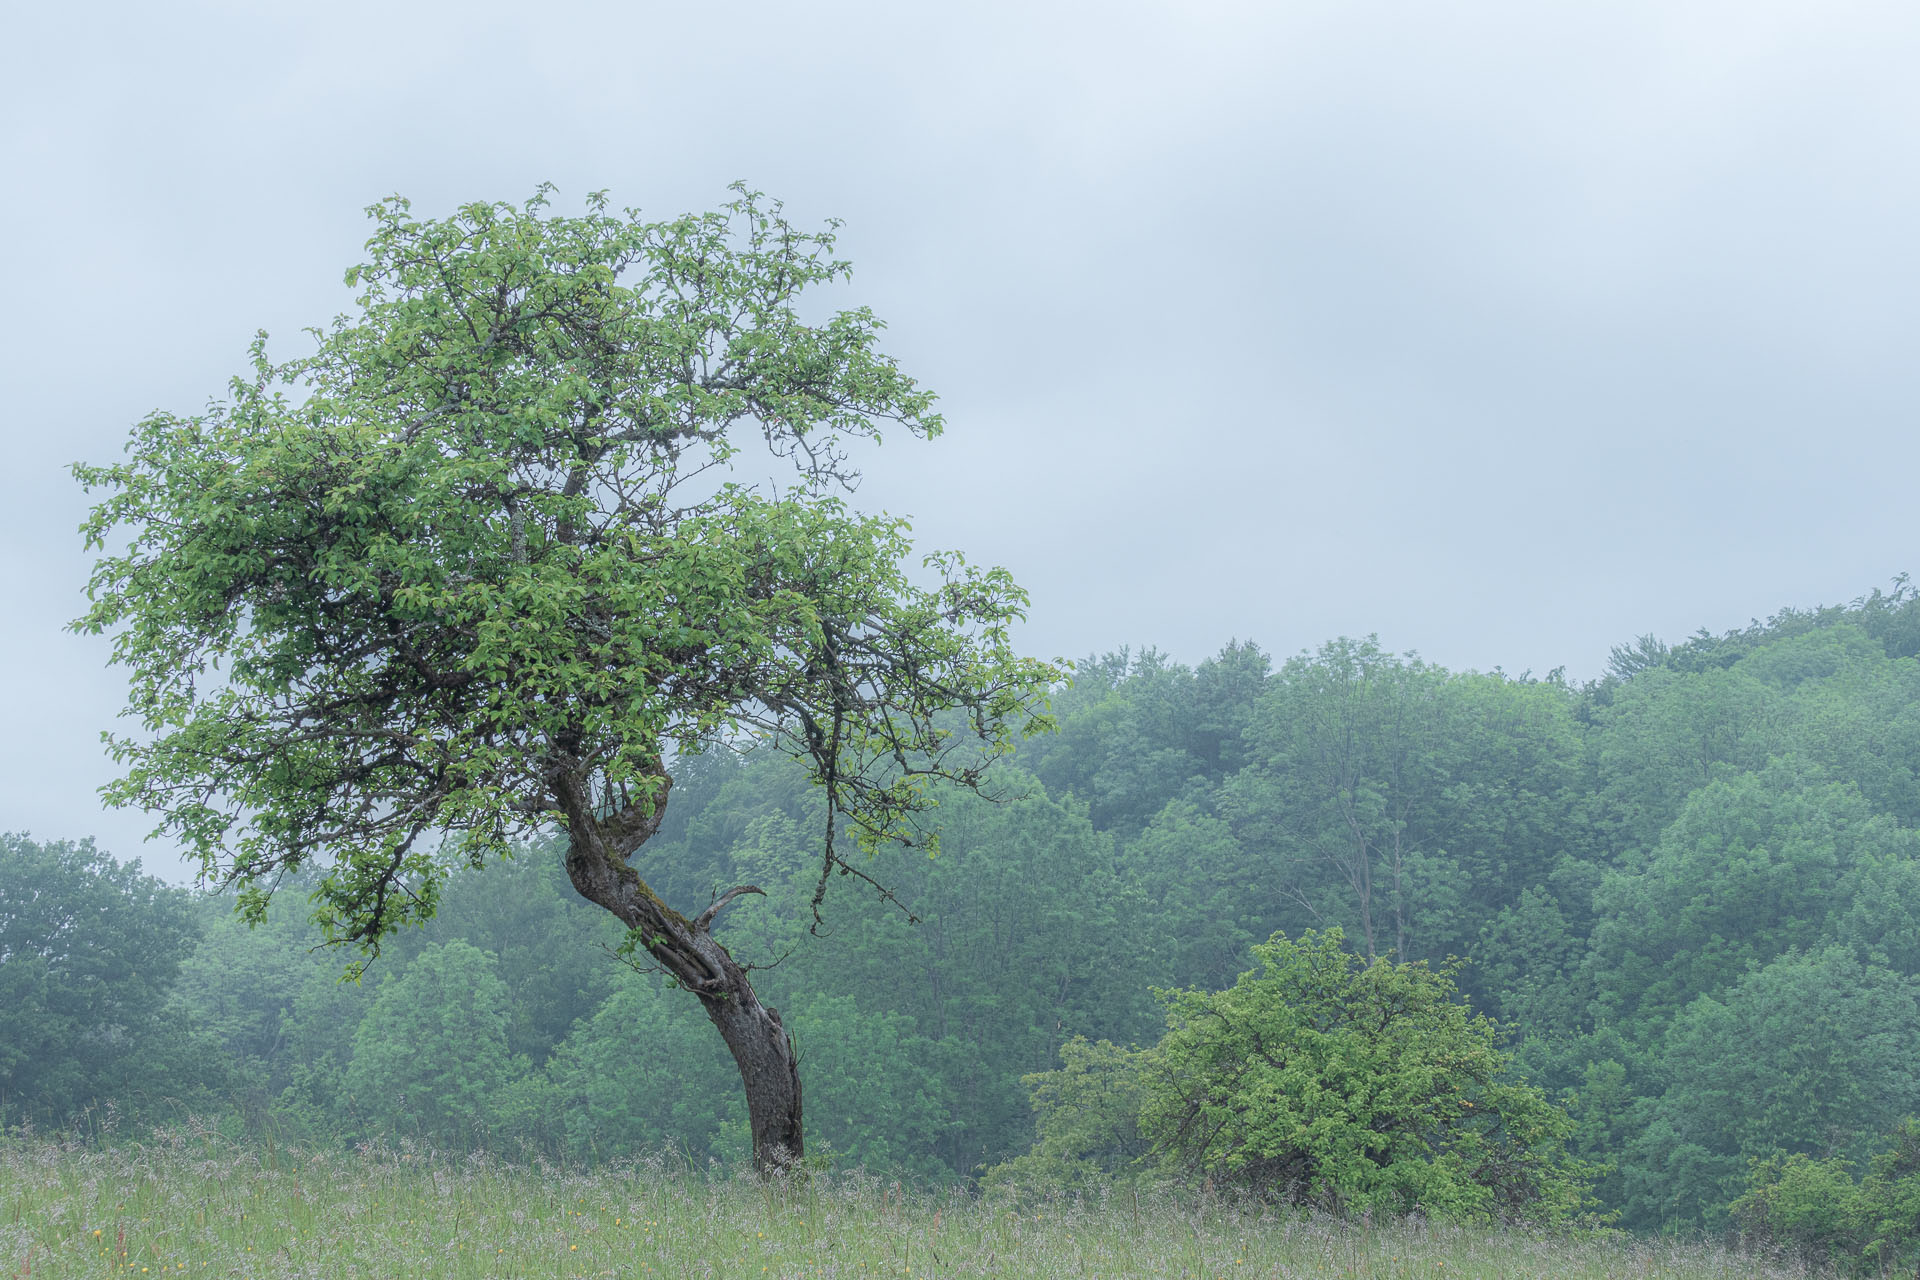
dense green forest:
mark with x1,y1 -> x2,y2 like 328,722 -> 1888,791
11,583 -> 1920,1238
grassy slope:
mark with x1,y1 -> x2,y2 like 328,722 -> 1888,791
1,1136 -> 1820,1280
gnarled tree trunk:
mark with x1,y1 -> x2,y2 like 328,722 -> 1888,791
550,761 -> 803,1175
691,935 -> 804,1173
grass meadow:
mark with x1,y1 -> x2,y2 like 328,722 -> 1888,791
2,1130 -> 1824,1280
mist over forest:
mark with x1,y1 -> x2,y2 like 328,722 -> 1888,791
15,5 -> 1920,1275
12,581 -> 1920,1236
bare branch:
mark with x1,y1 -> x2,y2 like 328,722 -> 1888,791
692,884 -> 766,933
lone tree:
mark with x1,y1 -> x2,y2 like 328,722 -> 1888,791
74,187 -> 1057,1173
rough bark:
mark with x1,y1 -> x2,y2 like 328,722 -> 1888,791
549,759 -> 803,1176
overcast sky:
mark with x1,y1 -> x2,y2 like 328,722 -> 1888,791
6,0 -> 1919,879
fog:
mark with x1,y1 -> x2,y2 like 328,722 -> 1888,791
6,0 -> 1918,877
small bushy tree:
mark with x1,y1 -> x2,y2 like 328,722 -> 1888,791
1141,930 -> 1590,1222
1733,1118 -> 1920,1275
985,1036 -> 1152,1193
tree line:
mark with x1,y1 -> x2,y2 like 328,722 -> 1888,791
10,581 -> 1920,1239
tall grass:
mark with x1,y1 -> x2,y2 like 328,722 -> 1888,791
1,1129 -> 1823,1280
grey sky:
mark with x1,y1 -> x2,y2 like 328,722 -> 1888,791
5,0 -> 1918,879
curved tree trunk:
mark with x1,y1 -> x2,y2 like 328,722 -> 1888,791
550,761 -> 804,1175
692,936 -> 804,1174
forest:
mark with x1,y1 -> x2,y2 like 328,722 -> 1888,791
11,581 -> 1920,1244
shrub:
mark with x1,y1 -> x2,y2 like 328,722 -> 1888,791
982,1037 -> 1154,1193
1733,1117 -> 1920,1275
1140,929 -> 1592,1222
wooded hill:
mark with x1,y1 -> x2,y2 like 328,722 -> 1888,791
10,582 -> 1920,1233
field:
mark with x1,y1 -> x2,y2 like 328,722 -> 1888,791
2,1133 -> 1821,1280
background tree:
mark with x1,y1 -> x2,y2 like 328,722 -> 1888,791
46,558 -> 1920,1220
684,760 -> 1151,1176
1025,648 -> 1213,837
532,977 -> 745,1161
171,885 -> 342,1111
1223,640 -> 1452,963
0,834 -> 205,1124
1586,764 -> 1907,1031
73,187 -> 1057,1172
343,940 -> 515,1144
983,1036 -> 1153,1192
379,851 -> 624,1066
1624,946 -> 1920,1228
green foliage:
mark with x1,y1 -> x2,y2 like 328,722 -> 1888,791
1588,765 -> 1910,1030
1834,852 -> 1920,972
170,892 -> 343,1106
1591,666 -> 1781,853
784,994 -> 950,1180
275,948 -> 379,1127
1123,800 -> 1266,996
1733,1119 -> 1920,1275
1221,641 -> 1582,973
982,1037 -> 1152,1193
536,980 -> 743,1161
1475,886 -> 1584,1033
343,941 -> 516,1143
0,834 -> 206,1123
1081,930 -> 1591,1222
72,183 -> 1063,1178
1624,947 -> 1920,1229
37,566 -> 1920,1225
710,768 -> 1154,1176
1223,642 -> 1454,964
1026,647 -> 1243,836
72,184 -> 1056,958
380,849 -> 623,1064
